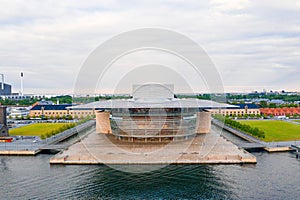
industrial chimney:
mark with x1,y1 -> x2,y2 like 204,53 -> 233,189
0,74 -> 4,90
20,72 -> 24,96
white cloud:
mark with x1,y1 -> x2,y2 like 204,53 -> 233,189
0,0 -> 299,94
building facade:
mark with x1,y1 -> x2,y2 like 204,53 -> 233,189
72,84 -> 232,143
29,104 -> 98,118
260,107 -> 300,116
8,107 -> 30,118
0,83 -> 12,96
209,104 -> 260,116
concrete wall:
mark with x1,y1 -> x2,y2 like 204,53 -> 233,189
196,111 -> 211,134
96,111 -> 112,134
0,106 -> 9,136
0,106 -> 7,125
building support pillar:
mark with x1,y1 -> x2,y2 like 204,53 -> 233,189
196,111 -> 211,134
96,111 -> 112,134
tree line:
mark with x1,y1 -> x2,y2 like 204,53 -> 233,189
213,115 -> 265,139
40,116 -> 93,140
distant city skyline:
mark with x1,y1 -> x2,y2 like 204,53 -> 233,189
0,1 -> 299,94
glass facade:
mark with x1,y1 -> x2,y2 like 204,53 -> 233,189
110,108 -> 198,142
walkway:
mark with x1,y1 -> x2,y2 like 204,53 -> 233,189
0,120 -> 95,155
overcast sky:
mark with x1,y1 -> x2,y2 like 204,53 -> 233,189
0,0 -> 299,94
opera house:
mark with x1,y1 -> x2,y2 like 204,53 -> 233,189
51,84 -> 257,165
72,84 -> 231,143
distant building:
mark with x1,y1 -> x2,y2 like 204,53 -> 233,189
209,103 -> 261,116
0,82 -> 12,96
8,107 -> 30,118
30,104 -> 72,118
260,107 -> 300,117
29,104 -> 98,118
269,99 -> 285,105
38,100 -> 54,105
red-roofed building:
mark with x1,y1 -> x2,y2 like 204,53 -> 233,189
260,107 -> 300,116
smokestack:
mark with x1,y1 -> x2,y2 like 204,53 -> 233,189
20,72 -> 24,96
0,74 -> 4,90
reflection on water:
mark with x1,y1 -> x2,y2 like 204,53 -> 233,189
0,151 -> 299,199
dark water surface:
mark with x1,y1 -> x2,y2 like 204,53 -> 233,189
0,151 -> 299,200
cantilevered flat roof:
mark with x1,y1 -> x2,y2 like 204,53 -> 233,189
69,98 -> 236,109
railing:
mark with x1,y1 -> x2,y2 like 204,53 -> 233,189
0,120 -> 96,152
111,112 -> 197,117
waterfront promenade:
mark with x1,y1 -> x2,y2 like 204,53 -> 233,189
0,120 -> 95,155
212,119 -> 300,152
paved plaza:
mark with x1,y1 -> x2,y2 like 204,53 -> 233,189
50,126 -> 257,165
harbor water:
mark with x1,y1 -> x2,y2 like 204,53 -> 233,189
0,128 -> 299,199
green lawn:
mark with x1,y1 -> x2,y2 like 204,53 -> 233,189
293,120 -> 300,123
237,120 -> 300,142
9,123 -> 67,137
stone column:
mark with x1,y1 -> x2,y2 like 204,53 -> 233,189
96,111 -> 112,134
0,106 -> 9,136
196,111 -> 211,134
0,106 -> 7,125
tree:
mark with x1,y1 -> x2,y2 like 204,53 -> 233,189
40,134 -> 46,140
259,101 -> 268,108
256,114 -> 261,118
46,132 -> 52,138
269,103 -> 277,108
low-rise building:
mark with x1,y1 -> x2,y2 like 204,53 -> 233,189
209,103 -> 260,116
8,107 -> 30,118
29,104 -> 99,118
260,107 -> 300,117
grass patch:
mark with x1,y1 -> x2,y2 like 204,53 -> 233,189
9,123 -> 67,137
238,120 -> 300,142
293,120 -> 300,123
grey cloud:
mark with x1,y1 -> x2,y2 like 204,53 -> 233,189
0,0 -> 299,94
